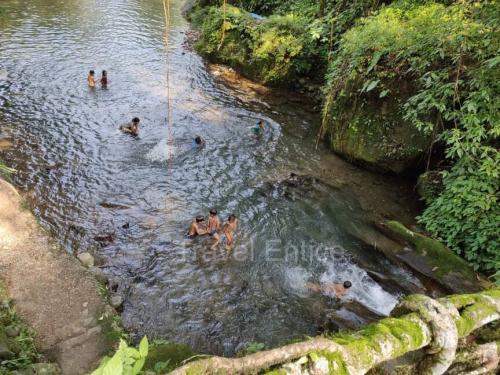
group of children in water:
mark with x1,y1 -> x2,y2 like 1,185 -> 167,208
86,70 -> 351,297
188,209 -> 238,250
87,70 -> 107,88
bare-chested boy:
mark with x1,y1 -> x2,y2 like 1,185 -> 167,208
188,216 -> 208,238
306,281 -> 352,298
222,214 -> 238,250
120,117 -> 140,136
207,209 -> 221,249
88,70 -> 96,88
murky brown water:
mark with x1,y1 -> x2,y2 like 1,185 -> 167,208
0,0 -> 424,355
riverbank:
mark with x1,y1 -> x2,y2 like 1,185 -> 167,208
0,178 -> 118,374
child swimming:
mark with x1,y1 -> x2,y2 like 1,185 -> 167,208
120,117 -> 140,136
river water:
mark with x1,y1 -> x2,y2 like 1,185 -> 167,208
0,0 -> 425,355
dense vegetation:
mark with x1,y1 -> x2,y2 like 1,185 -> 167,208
189,0 -> 499,280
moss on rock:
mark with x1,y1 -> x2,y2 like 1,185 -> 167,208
323,80 -> 431,173
384,221 -> 484,293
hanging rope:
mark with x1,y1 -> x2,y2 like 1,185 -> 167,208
162,0 -> 174,162
217,0 -> 227,51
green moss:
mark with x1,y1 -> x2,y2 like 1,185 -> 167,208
456,303 -> 499,337
325,88 -> 430,173
385,221 -> 476,279
143,340 -> 195,372
316,350 -> 349,374
98,309 -> 124,350
330,313 -> 428,371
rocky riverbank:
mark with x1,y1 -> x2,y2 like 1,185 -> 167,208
0,178 -> 120,374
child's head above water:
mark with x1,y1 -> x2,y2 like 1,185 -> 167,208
102,70 -> 107,76
228,214 -> 236,222
132,117 -> 140,124
196,216 -> 205,223
194,136 -> 203,145
89,70 -> 95,76
343,281 -> 352,289
210,209 -> 217,216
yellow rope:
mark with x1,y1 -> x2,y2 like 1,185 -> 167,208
162,0 -> 174,161
217,0 -> 227,51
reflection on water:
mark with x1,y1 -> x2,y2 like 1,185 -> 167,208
0,0 -> 422,355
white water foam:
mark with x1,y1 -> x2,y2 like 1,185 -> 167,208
286,254 -> 399,316
147,138 -> 177,162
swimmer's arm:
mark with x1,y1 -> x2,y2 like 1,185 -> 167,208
306,282 -> 321,293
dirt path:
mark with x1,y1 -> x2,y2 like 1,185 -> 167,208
0,179 -> 113,374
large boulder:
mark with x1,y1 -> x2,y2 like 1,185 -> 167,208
324,82 -> 431,173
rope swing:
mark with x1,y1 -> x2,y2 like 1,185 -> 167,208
162,0 -> 174,161
217,0 -> 227,51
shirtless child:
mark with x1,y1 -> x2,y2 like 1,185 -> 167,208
207,209 -> 221,249
306,281 -> 352,298
222,214 -> 238,250
120,117 -> 140,136
188,216 -> 208,238
87,70 -> 96,88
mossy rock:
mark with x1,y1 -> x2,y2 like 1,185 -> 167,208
384,221 -> 484,293
416,171 -> 443,205
325,80 -> 431,174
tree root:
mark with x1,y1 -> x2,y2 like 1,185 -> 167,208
171,289 -> 500,375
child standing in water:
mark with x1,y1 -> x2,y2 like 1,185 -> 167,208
100,70 -> 108,87
207,209 -> 221,249
87,70 -> 96,88
222,214 -> 238,250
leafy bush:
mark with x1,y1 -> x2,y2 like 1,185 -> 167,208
191,1 -> 382,86
91,337 -> 148,375
324,0 -> 500,274
0,297 -> 40,371
192,4 -> 319,85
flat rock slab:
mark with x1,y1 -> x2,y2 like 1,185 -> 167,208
383,221 -> 485,294
0,179 -> 111,374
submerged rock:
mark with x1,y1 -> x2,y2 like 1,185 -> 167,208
76,252 -> 94,268
383,221 -> 484,293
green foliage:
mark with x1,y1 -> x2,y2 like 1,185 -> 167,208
0,289 -> 39,371
324,0 -> 500,275
91,337 -> 148,375
143,340 -> 195,373
190,0 -> 380,86
0,159 -> 15,178
236,341 -> 267,356
192,4 -> 320,85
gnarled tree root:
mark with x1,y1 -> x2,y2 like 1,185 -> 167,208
171,289 -> 500,375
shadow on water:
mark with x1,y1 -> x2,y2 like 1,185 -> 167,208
0,0 -> 424,355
